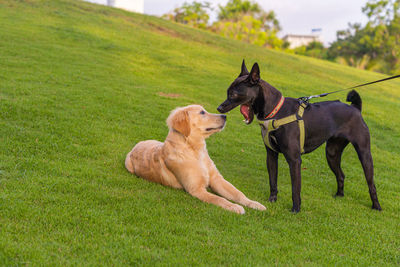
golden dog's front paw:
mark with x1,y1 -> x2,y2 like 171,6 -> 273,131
247,200 -> 266,211
228,203 -> 245,214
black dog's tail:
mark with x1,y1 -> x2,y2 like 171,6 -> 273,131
346,90 -> 362,111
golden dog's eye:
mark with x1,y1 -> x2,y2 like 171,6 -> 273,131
200,110 -> 205,115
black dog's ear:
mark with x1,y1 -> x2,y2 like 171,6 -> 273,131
249,63 -> 260,84
238,59 -> 249,77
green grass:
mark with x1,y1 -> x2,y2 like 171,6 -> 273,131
0,0 -> 399,265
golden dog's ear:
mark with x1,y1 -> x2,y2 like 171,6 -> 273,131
167,108 -> 191,137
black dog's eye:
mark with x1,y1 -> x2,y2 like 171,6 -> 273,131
200,110 -> 205,115
230,92 -> 238,98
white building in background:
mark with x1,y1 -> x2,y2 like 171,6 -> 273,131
85,0 -> 144,13
283,34 -> 322,49
107,0 -> 143,13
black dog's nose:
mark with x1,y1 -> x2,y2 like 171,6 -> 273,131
217,105 -> 224,113
221,114 -> 227,121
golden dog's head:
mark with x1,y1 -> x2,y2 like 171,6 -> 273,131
167,105 -> 226,138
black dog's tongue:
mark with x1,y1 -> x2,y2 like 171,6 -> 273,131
240,104 -> 249,119
240,104 -> 251,124
240,104 -> 254,124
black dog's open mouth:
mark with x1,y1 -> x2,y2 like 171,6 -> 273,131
240,102 -> 254,124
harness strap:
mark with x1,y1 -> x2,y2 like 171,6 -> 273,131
259,121 -> 280,152
272,114 -> 297,129
298,120 -> 305,153
259,104 -> 306,154
298,103 -> 306,153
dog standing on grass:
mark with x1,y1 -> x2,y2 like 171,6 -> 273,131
125,105 -> 266,214
217,61 -> 381,212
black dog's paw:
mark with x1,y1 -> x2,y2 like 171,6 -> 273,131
268,195 -> 277,202
290,207 -> 300,213
334,192 -> 344,198
372,203 -> 382,211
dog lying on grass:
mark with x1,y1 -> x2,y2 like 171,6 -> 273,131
125,105 -> 266,214
217,61 -> 381,212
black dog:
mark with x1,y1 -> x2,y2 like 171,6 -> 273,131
217,61 -> 381,212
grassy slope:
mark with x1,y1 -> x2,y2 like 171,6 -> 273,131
0,0 -> 399,265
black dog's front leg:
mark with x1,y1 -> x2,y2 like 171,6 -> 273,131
266,147 -> 279,202
285,155 -> 302,213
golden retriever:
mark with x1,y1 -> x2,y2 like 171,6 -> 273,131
125,105 -> 266,214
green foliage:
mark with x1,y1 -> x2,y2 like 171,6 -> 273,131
163,0 -> 284,49
1,0 -> 400,265
217,0 -> 261,20
328,0 -> 400,74
294,41 -> 328,59
211,15 -> 283,48
212,0 -> 283,48
362,0 -> 400,25
162,1 -> 212,29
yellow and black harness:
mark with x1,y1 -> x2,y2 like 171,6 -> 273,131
258,97 -> 307,154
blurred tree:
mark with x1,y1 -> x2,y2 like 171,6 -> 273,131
294,41 -> 328,59
162,1 -> 212,29
217,0 -> 261,20
328,0 -> 400,74
362,0 -> 399,25
211,0 -> 283,48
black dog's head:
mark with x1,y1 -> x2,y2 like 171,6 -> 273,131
217,60 -> 261,124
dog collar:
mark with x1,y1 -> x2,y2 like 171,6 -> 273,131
264,96 -> 285,119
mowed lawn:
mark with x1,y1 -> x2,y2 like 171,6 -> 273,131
0,0 -> 399,265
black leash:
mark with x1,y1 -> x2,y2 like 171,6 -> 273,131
298,74 -> 400,104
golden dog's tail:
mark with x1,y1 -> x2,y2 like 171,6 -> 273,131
125,151 -> 135,173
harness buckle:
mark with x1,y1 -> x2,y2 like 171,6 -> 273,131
298,97 -> 310,105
